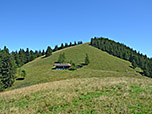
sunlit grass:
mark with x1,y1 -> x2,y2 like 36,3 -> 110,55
0,76 -> 152,113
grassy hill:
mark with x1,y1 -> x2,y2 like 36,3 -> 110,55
1,43 -> 152,113
1,76 -> 152,113
11,44 -> 141,89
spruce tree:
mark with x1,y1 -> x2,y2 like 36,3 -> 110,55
35,50 -> 39,57
15,53 -> 21,67
4,46 -> 9,54
65,43 -> 68,48
21,70 -> 26,78
30,50 -> 36,61
74,41 -> 77,45
58,53 -> 66,63
78,41 -> 83,45
85,53 -> 90,65
38,50 -> 42,57
54,45 -> 58,52
19,49 -> 25,66
0,81 -> 4,92
0,52 -> 16,89
132,59 -> 137,69
42,49 -> 45,55
46,46 -> 52,57
60,43 -> 64,49
123,52 -> 129,60
69,42 -> 72,46
25,48 -> 30,63
70,63 -> 76,70
58,53 -> 62,63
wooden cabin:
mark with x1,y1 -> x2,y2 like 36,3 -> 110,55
54,63 -> 71,69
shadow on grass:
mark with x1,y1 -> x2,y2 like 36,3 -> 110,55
136,71 -> 144,75
129,66 -> 144,76
52,68 -> 56,70
16,78 -> 25,80
80,62 -> 88,66
54,62 -> 60,63
129,66 -> 134,69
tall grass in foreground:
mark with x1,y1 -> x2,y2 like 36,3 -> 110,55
0,76 -> 152,113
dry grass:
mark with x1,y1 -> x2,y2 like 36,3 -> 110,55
1,76 -> 152,113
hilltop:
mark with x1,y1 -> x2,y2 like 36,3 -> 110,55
11,44 -> 141,89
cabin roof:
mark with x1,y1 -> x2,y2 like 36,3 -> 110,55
54,63 -> 71,67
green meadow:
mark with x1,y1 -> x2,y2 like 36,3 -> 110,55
11,44 -> 140,89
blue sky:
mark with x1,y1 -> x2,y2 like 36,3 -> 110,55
0,0 -> 152,57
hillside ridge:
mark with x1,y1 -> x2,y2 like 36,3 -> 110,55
9,43 -> 142,90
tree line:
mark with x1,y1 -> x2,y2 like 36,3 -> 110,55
11,41 -> 83,67
0,41 -> 83,91
91,37 -> 152,77
53,41 -> 83,52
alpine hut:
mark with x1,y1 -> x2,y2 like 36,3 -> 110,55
54,63 -> 71,70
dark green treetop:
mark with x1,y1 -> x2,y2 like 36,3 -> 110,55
46,46 -> 52,57
54,45 -> 58,51
85,53 -> 90,65
0,51 -> 16,90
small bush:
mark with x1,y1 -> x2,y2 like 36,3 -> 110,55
70,62 -> 77,70
21,70 -> 26,78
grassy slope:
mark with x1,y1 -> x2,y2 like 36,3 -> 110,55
11,44 -> 140,89
1,76 -> 152,113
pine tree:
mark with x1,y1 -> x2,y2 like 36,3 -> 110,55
69,42 -> 72,46
21,70 -> 26,78
123,52 -> 129,60
62,53 -> 66,60
19,49 -> 26,66
54,45 -> 58,51
46,46 -> 52,57
74,41 -> 77,45
4,46 -> 9,54
29,50 -> 36,61
65,43 -> 68,48
70,63 -> 76,70
60,43 -> 64,49
58,53 -> 66,63
35,50 -> 39,57
132,60 -> 137,69
85,53 -> 90,65
38,50 -> 42,57
0,52 -> 16,89
25,48 -> 30,63
78,41 -> 83,45
0,81 -> 4,92
15,53 -> 21,67
58,53 -> 62,63
42,49 -> 45,55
